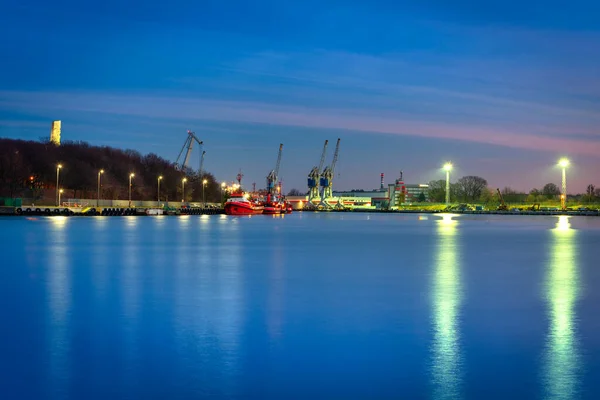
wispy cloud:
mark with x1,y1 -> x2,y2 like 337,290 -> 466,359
1,89 -> 599,156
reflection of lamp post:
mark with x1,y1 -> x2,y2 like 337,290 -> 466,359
58,189 -> 64,206
129,173 -> 134,208
97,169 -> 104,207
182,178 -> 187,203
221,182 -> 226,204
558,158 -> 569,210
203,179 -> 208,206
443,163 -> 453,205
157,176 -> 163,206
55,164 -> 62,206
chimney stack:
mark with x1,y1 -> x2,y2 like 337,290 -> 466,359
380,173 -> 384,190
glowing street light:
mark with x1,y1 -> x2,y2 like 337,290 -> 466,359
55,164 -> 62,206
221,182 -> 226,204
202,179 -> 208,206
128,173 -> 135,208
443,163 -> 453,206
97,169 -> 104,207
558,158 -> 570,210
157,176 -> 163,206
58,188 -> 64,206
181,177 -> 188,203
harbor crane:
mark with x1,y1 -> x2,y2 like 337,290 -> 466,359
266,144 -> 283,196
199,150 -> 206,180
319,138 -> 341,208
174,130 -> 203,172
307,140 -> 328,205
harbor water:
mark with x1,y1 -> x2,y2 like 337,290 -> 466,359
1,213 -> 600,399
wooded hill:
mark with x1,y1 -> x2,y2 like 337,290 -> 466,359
0,138 -> 221,203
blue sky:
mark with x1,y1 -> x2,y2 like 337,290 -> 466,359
1,0 -> 599,192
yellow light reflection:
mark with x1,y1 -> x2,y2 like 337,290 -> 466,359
432,213 -> 462,399
47,214 -> 71,392
544,216 -> 580,399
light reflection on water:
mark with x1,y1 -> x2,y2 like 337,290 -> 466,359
431,214 -> 462,399
46,216 -> 71,397
544,216 -> 580,399
121,216 -> 141,389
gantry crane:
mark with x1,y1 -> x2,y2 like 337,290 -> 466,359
266,144 -> 283,196
174,130 -> 203,172
307,140 -> 328,205
319,138 -> 341,208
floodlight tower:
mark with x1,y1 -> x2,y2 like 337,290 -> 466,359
443,163 -> 453,206
558,158 -> 569,210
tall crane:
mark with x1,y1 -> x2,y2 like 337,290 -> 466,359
199,150 -> 206,180
320,138 -> 340,203
266,144 -> 283,196
175,130 -> 203,172
307,140 -> 328,204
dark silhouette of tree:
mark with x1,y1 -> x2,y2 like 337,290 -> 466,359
417,191 -> 426,202
501,187 -> 527,203
583,184 -> 596,203
427,179 -> 446,202
587,184 -> 595,196
455,176 -> 488,202
0,147 -> 28,198
542,183 -> 561,199
287,188 -> 304,196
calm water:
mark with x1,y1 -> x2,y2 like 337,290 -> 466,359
1,213 -> 600,399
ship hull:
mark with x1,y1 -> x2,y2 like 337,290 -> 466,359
224,201 -> 264,215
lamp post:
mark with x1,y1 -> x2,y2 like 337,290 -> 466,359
221,182 -> 226,204
157,176 -> 163,206
97,169 -> 104,207
558,158 -> 569,210
129,173 -> 134,208
55,164 -> 62,206
443,163 -> 452,206
182,178 -> 187,203
202,179 -> 208,207
58,189 -> 64,206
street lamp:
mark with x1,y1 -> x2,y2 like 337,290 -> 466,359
129,173 -> 135,208
202,179 -> 208,206
443,163 -> 453,205
55,164 -> 62,206
58,189 -> 64,206
558,158 -> 570,210
97,169 -> 104,207
181,177 -> 187,203
221,182 -> 226,204
157,176 -> 163,206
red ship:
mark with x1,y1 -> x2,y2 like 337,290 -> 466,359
224,172 -> 264,215
224,191 -> 264,215
262,193 -> 293,214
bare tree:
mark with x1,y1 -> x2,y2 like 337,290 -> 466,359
455,176 -> 488,202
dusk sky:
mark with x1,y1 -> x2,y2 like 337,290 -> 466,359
1,0 -> 599,192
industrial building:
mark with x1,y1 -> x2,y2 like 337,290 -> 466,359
333,173 -> 429,208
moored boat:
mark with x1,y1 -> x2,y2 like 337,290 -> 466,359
224,192 -> 264,215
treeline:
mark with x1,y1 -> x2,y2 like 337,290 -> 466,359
0,138 -> 223,203
427,177 -> 600,204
